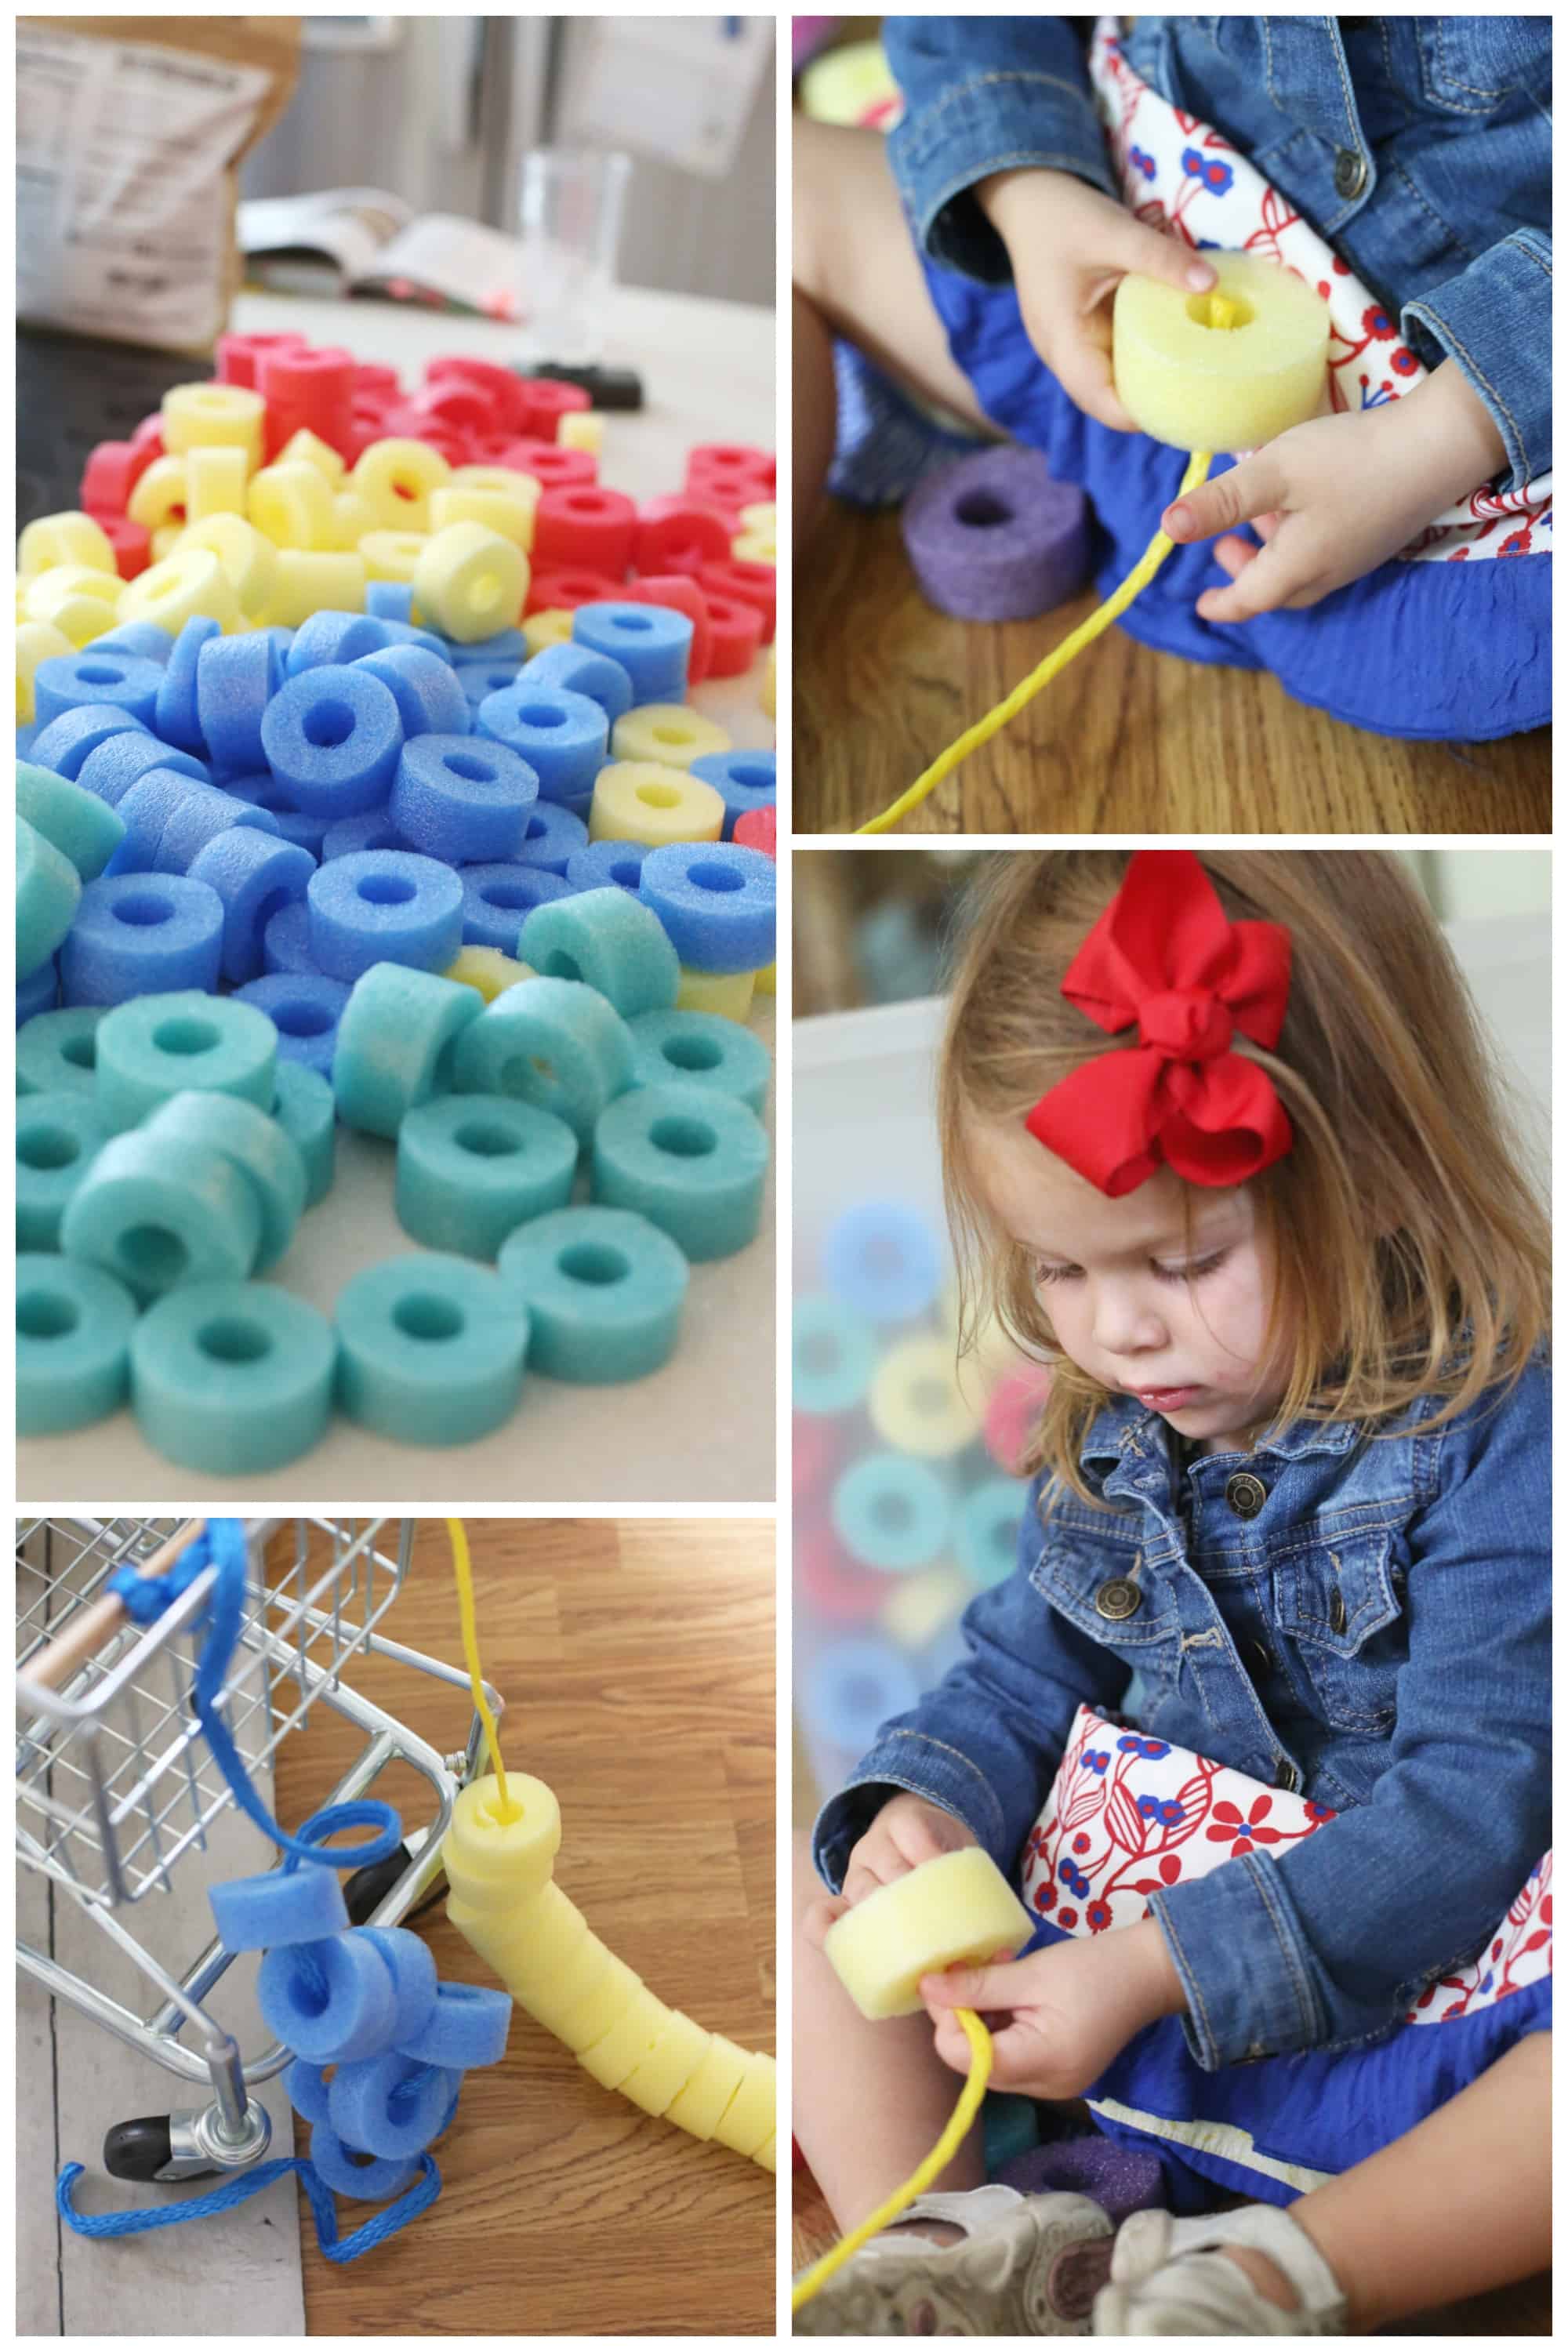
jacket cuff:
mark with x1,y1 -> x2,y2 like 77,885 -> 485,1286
889,71 -> 1117,284
1400,231 -> 1552,492
1148,1855 -> 1327,2071
811,1727 -> 1011,1891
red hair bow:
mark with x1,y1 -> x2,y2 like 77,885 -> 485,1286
1025,851 -> 1294,1196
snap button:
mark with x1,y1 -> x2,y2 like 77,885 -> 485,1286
1094,1576 -> 1142,1622
1334,146 -> 1367,200
1329,1588 -> 1347,1635
1225,1471 -> 1267,1519
1274,1759 -> 1301,1793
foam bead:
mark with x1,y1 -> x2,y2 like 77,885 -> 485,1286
1112,254 -> 1330,453
151,613 -> 221,755
274,1061 -> 337,1206
730,531 -> 776,564
187,828 -> 316,984
333,963 -> 482,1138
458,862 -> 573,952
566,840 -> 647,895
285,2060 -> 335,2125
31,650 -> 164,734
638,842 -> 775,975
186,445 -> 251,523
286,610 -> 391,674
354,643 -> 471,739
16,1254 -> 139,1436
452,626 -> 527,664
498,1206 -> 688,1382
451,975 -> 632,1141
515,887 -> 678,1020
442,1772 -> 562,1903
234,971 -> 350,1076
143,1091 -> 306,1271
689,750 -> 775,840
397,1980 -> 512,2070
85,514 -> 154,583
633,495 -> 731,577
532,484 -> 635,576
803,1632 -> 921,1755
95,987 -> 278,1131
306,851 -> 463,985
17,818 -> 82,978
430,481 -> 536,549
257,345 -> 354,459
279,426 -> 347,484
956,1479 -> 1026,1591
512,799 -> 589,876
60,873 -> 222,1007
335,1252 -> 529,1443
270,808 -> 336,858
215,329 -> 308,390
365,579 -> 417,622
18,510 -> 118,577
397,1091 -> 577,1258
16,621 -> 75,724
17,958 -> 57,1025
572,601 -> 691,702
592,1083 -> 768,1261
328,2052 -> 463,2161
80,438 -> 154,512
518,637 -> 633,724
24,576 -> 120,652
825,1846 -> 1035,2021
833,1453 -> 953,1573
257,1935 -> 397,2065
126,456 -> 191,531
209,1865 -> 350,1954
666,2037 -> 750,2140
119,547 -> 243,636
147,779 -> 284,877
307,2123 -> 419,2205
28,704 -> 148,782
610,705 -> 731,773
676,967 -> 755,1021
77,735 -> 210,812
413,521 -> 528,645
61,1128 -> 263,1300
521,607 -> 579,652
352,440 -> 452,530
356,1926 -> 441,2048
163,380 -> 265,462
262,665 -> 405,818
268,551 -> 368,627
733,806 -> 775,858
460,660 -> 524,710
499,436 -> 594,490
620,2011 -> 715,2120
701,589 -> 764,679
626,1008 -> 769,1114
578,1987 -> 668,2089
824,1200 -> 942,1324
16,1007 -> 104,1097
445,946 -> 535,1004
589,763 -> 725,850
869,1334 -> 982,1457
175,518 -> 281,628
83,622 -> 174,667
697,557 -> 775,644
322,810 -> 414,861
793,1294 -> 877,1414
474,681 -> 607,806
131,1279 -> 337,1474
16,1092 -> 110,1251
390,733 -> 538,862
264,898 -> 318,975
902,446 -> 1091,622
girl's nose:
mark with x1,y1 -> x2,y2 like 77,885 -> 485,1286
1092,1283 -> 1167,1359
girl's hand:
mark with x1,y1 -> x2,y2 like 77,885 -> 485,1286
803,1794 -> 977,1949
920,1918 -> 1187,2100
975,167 -> 1218,434
1162,360 -> 1511,622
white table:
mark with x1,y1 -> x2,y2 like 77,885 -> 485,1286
20,286 -> 778,1507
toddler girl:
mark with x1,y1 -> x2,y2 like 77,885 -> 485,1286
795,18 -> 1552,740
795,850 -> 1551,2332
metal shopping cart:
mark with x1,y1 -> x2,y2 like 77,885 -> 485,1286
16,1516 -> 499,2187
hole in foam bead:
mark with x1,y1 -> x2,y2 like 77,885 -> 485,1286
652,725 -> 692,746
800,1332 -> 840,1377
198,1316 -> 271,1364
516,704 -> 566,730
303,699 -> 357,749
481,881 -> 533,912
289,1964 -> 330,2020
873,1490 -> 914,1534
358,873 -> 417,906
913,1378 -> 951,1417
688,862 -> 742,895
444,753 -> 497,784
466,573 -> 503,613
394,1292 -> 464,1341
119,1225 -> 187,1284
648,1115 -> 716,1160
18,1290 -> 79,1340
1186,290 -> 1254,331
731,762 -> 772,790
954,492 -> 1012,530
560,1241 -> 629,1287
63,1034 -> 97,1070
153,1016 -> 220,1058
454,1120 -> 523,1160
543,951 -> 583,983
76,662 -> 125,685
612,615 -> 653,633
612,861 -> 641,887
636,783 -> 681,811
113,893 -> 176,929
661,1035 -> 722,1074
18,1124 -> 81,1171
274,999 -> 335,1038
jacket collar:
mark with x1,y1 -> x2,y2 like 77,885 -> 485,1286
1078,1392 -> 1362,1470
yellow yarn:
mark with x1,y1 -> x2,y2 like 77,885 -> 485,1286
790,2005 -> 993,2313
445,1516 -> 515,1820
856,448 -> 1213,833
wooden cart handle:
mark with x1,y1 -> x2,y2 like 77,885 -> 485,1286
22,1519 -> 208,1694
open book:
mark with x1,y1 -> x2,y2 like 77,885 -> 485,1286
238,188 -> 523,320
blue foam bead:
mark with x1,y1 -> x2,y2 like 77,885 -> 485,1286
637,840 -> 775,974
390,733 -> 539,862
365,580 -> 416,623
517,886 -> 679,1018
308,2122 -> 420,2205
195,630 -> 282,778
475,681 -> 608,804
521,639 -> 633,724
155,782 -> 283,874
328,2052 -> 463,2161
60,873 -> 224,1007
108,771 -> 267,876
833,1452 -> 953,1571
356,1926 -> 441,2047
590,1080 -> 768,1261
271,808 -> 336,856
28,706 -> 148,781
264,898 -> 320,975
18,760 -> 127,881
82,621 -> 174,666
355,644 -> 472,739
459,661 -> 524,710
286,610 -> 393,673
16,1252 -> 139,1434
256,626 -> 296,663
454,627 -> 525,663
187,828 -> 317,984
565,840 -> 648,895
395,1982 -> 512,2070
322,810 -> 414,860
690,748 -> 777,839
261,666 -> 405,817
459,862 -> 574,951
792,1294 -> 877,1414
308,851 -> 463,982
257,1936 -> 398,2064
16,722 -> 39,759
374,617 -> 449,660
17,957 -> 59,1025
76,731 -> 209,809
334,1252 -> 529,1442
804,1635 -> 921,1751
571,602 -> 691,702
156,615 -> 223,753
31,650 -> 164,731
234,971 -> 350,1074
512,800 -> 588,877
209,1866 -> 350,1953
452,976 -> 633,1142
497,1205 -> 688,1382
285,2060 -> 334,2126
824,1200 -> 942,1324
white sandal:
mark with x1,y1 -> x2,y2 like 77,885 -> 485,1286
1092,2202 -> 1349,2335
794,2181 -> 1114,2336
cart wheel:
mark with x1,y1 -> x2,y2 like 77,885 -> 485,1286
343,1841 -> 440,1926
103,2117 -> 180,2182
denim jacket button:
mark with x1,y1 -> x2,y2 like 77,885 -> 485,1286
1334,145 -> 1368,200
1225,1471 -> 1267,1519
1094,1576 -> 1142,1621
1274,1759 -> 1301,1792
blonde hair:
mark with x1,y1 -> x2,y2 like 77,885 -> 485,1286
939,852 -> 1550,1497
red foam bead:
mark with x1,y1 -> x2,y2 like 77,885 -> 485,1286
525,567 -> 623,615
130,414 -> 166,456
699,558 -> 775,644
733,806 -> 775,859
797,1521 -> 888,1627
702,590 -> 764,678
533,484 -> 636,576
426,357 -> 528,434
614,575 -> 712,685
793,1412 -> 839,1499
354,362 -> 401,399
404,378 -> 496,434
685,442 -> 775,501
257,344 -> 356,458
514,377 -> 591,438
495,438 -> 597,490
86,510 -> 152,580
216,330 -> 307,390
633,495 -> 734,578
79,439 -> 154,515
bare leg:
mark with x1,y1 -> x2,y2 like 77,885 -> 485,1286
793,1829 -> 985,2232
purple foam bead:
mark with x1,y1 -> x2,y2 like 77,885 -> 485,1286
900,446 -> 1091,622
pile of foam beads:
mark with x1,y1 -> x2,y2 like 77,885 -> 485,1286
793,1200 -> 1040,1783
15,346 -> 778,1473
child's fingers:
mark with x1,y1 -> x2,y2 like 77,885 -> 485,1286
931,2007 -> 1041,2090
1161,452 -> 1287,545
1048,325 -> 1139,434
919,1955 -> 1026,2013
1112,217 -> 1218,297
803,1893 -> 850,1949
1195,530 -> 1330,623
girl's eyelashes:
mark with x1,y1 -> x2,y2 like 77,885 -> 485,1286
1029,1248 -> 1232,1287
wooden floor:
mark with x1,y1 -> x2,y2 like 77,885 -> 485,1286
796,508 -> 1551,837
273,1517 -> 775,2337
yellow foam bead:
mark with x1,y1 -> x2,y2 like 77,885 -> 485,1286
127,455 -> 192,532
360,529 -> 430,585
609,704 -> 732,771
731,531 -> 775,564
619,2012 -> 713,2118
663,2034 -> 750,2140
30,597 -> 118,650
16,619 -> 74,721
1112,251 -> 1330,454
455,463 -> 542,503
869,1334 -> 982,1457
267,550 -> 367,626
186,445 -> 249,522
756,2134 -> 777,2175
676,966 -> 756,1022
176,516 -> 279,627
413,521 -> 528,643
150,526 -> 185,564
249,461 -> 336,550
118,546 -> 242,635
552,1950 -> 646,2053
23,565 -> 119,631
17,511 -> 117,578
351,437 -> 452,531
825,1847 -> 1034,2021
278,426 -> 346,485
429,482 -> 536,552
755,961 -> 776,996
760,644 -> 775,720
162,381 -> 265,466
712,2048 -> 777,2158
330,492 -> 376,552
443,1772 -> 561,1900
739,500 -> 776,535
445,946 -> 537,1002
578,1985 -> 668,2090
522,607 -> 574,654
589,762 -> 726,848
879,1564 -> 972,1653
557,410 -> 604,455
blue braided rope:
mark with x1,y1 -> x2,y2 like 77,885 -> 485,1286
56,2156 -> 441,2262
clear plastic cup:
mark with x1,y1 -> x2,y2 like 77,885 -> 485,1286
517,147 -> 632,363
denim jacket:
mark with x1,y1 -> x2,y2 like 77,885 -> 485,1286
884,16 -> 1552,492
815,1363 -> 1551,2071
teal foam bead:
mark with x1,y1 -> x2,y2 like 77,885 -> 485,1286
627,1009 -> 769,1113
833,1452 -> 953,1573
982,2092 -> 1043,2174
16,1091 -> 111,1251
498,1206 -> 688,1383
273,1061 -> 336,1207
793,1294 -> 878,1414
956,1478 -> 1026,1591
17,1253 -> 139,1434
17,815 -> 82,978
591,1082 -> 767,1262
16,957 -> 56,1025
335,1253 -> 528,1443
130,1279 -> 337,1474
332,964 -> 482,1138
95,989 -> 278,1132
143,1091 -> 307,1272
16,760 -> 126,881
517,885 -> 678,1018
61,1129 -> 263,1301
451,976 -> 633,1142
16,1007 -> 104,1098
396,1092 -> 577,1258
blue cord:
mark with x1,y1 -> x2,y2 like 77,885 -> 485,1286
57,2156 -> 441,2262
